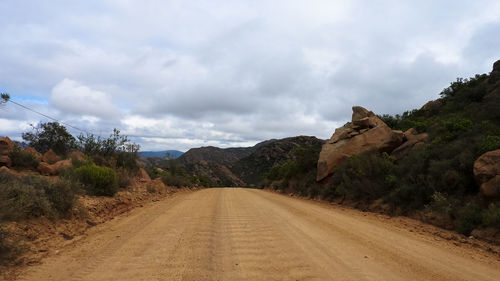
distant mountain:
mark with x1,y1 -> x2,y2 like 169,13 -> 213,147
139,150 -> 183,159
177,136 -> 324,187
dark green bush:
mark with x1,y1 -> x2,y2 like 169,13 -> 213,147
334,152 -> 395,201
74,165 -> 119,196
457,203 -> 483,235
9,147 -> 40,169
478,135 -> 500,154
483,203 -> 500,228
161,173 -> 193,188
0,171 -> 78,221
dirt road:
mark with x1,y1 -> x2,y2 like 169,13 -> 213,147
16,188 -> 500,281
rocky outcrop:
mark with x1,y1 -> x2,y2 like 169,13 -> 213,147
42,149 -> 60,164
489,59 -> 500,84
392,128 -> 429,159
0,137 -> 14,167
473,150 -> 500,198
37,159 -> 72,176
317,106 -> 405,182
37,162 -> 57,175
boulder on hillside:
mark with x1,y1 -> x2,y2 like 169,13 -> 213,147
36,159 -> 72,176
52,159 -> 72,173
317,106 -> 404,181
0,155 -> 11,167
24,147 -> 42,161
490,60 -> 500,84
0,166 -> 16,176
473,149 -> 500,198
37,162 -> 57,175
0,137 -> 14,155
392,128 -> 429,159
42,149 -> 61,164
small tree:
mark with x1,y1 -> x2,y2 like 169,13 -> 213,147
0,93 -> 9,107
22,122 -> 76,155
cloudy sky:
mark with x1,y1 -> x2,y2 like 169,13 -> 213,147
1,0 -> 500,151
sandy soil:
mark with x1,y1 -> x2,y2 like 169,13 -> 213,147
12,188 -> 500,281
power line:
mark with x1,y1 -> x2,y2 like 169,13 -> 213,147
7,99 -> 92,135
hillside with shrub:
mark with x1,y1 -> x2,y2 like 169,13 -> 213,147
0,122 -> 181,269
260,60 -> 500,239
171,136 -> 324,187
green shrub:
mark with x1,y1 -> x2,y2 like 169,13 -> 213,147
0,172 -> 79,221
478,135 -> 500,154
9,147 -> 40,169
161,173 -> 193,188
116,168 -> 134,188
44,179 -> 80,215
71,155 -> 94,169
74,165 -> 119,196
483,203 -> 500,228
457,203 -> 483,235
425,192 -> 454,216
334,152 -> 395,201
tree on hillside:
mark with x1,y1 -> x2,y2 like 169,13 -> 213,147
22,122 -> 76,155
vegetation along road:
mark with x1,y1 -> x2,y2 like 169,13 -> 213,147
18,188 -> 500,281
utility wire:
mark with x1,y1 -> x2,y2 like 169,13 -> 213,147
7,99 -> 92,135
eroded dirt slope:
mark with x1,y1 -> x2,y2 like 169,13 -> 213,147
14,188 -> 500,281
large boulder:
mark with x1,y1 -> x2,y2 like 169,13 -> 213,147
392,128 -> 429,159
317,106 -> 404,181
36,159 -> 72,176
0,137 -> 14,155
42,149 -> 60,164
473,150 -> 500,198
37,162 -> 57,176
52,159 -> 73,173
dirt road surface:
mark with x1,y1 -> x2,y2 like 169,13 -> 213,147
16,188 -> 500,281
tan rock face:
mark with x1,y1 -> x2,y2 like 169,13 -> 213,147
317,106 -> 404,181
474,149 -> 500,197
392,128 -> 429,159
37,162 -> 57,175
42,149 -> 61,164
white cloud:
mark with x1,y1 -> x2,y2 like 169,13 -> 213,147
50,79 -> 121,119
1,1 -> 500,150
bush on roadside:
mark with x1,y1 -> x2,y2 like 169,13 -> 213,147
0,171 -> 79,221
334,151 -> 395,201
74,165 -> 119,196
161,173 -> 193,188
457,203 -> 483,235
483,203 -> 500,228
